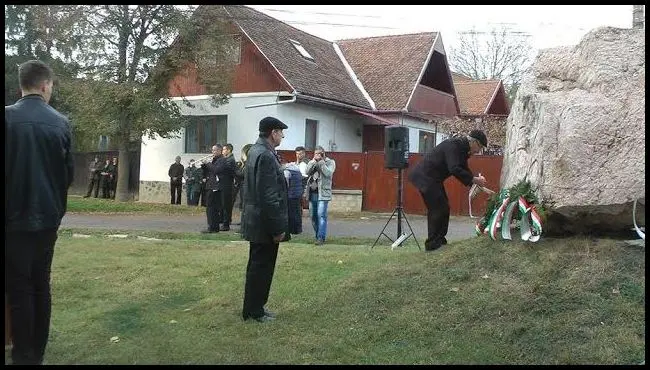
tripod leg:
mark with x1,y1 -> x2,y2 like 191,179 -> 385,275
400,210 -> 422,250
372,208 -> 398,248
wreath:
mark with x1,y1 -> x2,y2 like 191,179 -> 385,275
475,180 -> 547,242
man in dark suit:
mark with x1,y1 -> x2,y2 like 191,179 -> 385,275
201,144 -> 224,233
407,130 -> 488,252
240,117 -> 291,323
5,60 -> 74,365
218,143 -> 237,231
168,156 -> 184,205
83,156 -> 102,198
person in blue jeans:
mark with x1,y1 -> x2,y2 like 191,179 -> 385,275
305,146 -> 336,245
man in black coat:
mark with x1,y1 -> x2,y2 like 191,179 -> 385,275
168,156 -> 184,205
5,60 -> 74,365
240,117 -> 291,323
407,130 -> 488,252
218,143 -> 237,231
201,145 -> 224,233
84,156 -> 102,198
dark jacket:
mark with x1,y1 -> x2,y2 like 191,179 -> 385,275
215,153 -> 237,190
88,159 -> 102,180
407,136 -> 475,194
168,162 -> 184,184
234,160 -> 246,188
201,155 -> 222,191
5,94 -> 74,232
240,137 -> 290,244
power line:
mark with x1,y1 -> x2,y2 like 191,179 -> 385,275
254,7 -> 388,19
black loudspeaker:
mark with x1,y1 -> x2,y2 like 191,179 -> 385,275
384,125 -> 409,169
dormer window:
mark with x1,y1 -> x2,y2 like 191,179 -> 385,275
289,39 -> 314,61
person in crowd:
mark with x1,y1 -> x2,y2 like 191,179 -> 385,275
201,145 -> 224,233
99,158 -> 114,199
83,156 -> 102,198
407,129 -> 488,252
168,156 -> 184,205
219,143 -> 237,231
233,143 -> 253,220
283,159 -> 305,235
184,159 -> 202,206
5,59 -> 74,365
305,146 -> 336,245
110,156 -> 118,199
240,117 -> 290,323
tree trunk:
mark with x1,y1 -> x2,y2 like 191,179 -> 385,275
116,141 -> 131,202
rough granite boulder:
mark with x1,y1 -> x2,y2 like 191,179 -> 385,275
501,27 -> 645,235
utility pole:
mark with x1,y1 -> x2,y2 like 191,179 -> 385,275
632,5 -> 644,29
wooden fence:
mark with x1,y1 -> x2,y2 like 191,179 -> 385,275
277,150 -> 503,216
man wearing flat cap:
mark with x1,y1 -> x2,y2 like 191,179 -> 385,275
240,116 -> 291,323
408,129 -> 489,252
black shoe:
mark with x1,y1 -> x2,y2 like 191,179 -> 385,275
424,243 -> 442,252
263,307 -> 276,318
220,225 -> 230,231
442,237 -> 448,245
243,314 -> 275,323
201,229 -> 219,234
83,195 -> 89,198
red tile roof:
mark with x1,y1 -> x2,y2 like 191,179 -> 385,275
336,32 -> 437,111
222,5 -> 372,109
453,80 -> 501,115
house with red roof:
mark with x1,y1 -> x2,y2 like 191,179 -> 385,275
138,5 -> 508,203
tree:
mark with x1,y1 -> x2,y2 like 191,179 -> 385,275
59,5 -> 237,201
449,25 -> 534,103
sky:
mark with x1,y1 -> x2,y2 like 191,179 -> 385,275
247,5 -> 639,53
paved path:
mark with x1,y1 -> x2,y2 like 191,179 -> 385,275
61,212 -> 478,243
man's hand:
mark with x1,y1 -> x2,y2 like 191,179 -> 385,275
473,174 -> 487,187
273,232 -> 285,243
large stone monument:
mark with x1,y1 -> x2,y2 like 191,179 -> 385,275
501,27 -> 645,235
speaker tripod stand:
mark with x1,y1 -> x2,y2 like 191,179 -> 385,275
371,168 -> 421,251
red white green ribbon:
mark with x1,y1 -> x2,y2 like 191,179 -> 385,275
475,191 -> 543,242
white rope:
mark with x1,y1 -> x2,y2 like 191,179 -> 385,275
633,198 -> 645,241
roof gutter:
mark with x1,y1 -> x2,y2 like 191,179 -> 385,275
245,91 -> 297,109
294,93 -> 370,112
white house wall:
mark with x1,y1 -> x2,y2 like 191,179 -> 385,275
139,93 -> 364,203
379,114 -> 449,153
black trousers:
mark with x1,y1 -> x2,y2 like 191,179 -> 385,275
221,186 -> 234,227
5,229 -> 58,365
242,241 -> 279,319
101,176 -> 112,199
206,189 -> 223,231
170,181 -> 182,204
288,198 -> 303,234
85,176 -> 100,197
419,184 -> 450,250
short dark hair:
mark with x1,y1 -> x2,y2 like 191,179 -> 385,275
224,143 -> 233,152
214,144 -> 223,149
259,130 -> 272,138
19,60 -> 54,91
295,146 -> 306,152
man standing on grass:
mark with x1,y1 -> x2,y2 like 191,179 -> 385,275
168,156 -> 184,205
240,117 -> 290,323
407,129 -> 488,252
201,144 -> 224,233
5,60 -> 74,365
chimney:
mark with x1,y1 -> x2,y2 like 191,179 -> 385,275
632,5 -> 644,29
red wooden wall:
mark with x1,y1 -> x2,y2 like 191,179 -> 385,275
167,32 -> 291,97
277,150 -> 503,216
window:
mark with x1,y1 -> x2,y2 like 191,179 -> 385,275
305,119 -> 318,150
418,130 -> 436,153
289,39 -> 314,61
185,115 -> 228,153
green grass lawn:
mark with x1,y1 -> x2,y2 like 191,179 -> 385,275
10,230 -> 644,365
